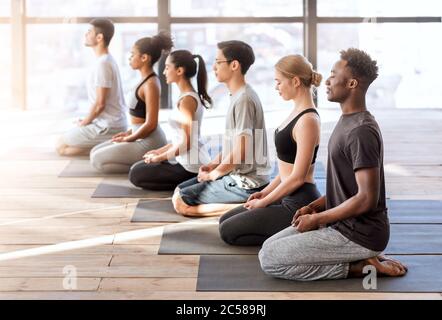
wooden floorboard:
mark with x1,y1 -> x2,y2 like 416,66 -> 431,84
0,108 -> 441,299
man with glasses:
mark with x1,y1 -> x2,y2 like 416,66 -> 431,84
172,40 -> 271,217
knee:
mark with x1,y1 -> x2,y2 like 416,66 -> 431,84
218,220 -> 236,245
258,245 -> 277,275
258,243 -> 290,277
259,245 -> 311,281
128,161 -> 144,187
89,150 -> 103,171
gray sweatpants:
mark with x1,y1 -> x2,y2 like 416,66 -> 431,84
90,126 -> 167,173
258,226 -> 381,281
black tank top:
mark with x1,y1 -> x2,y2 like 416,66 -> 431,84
129,72 -> 156,119
274,108 -> 319,164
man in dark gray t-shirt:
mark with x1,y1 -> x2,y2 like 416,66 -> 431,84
327,110 -> 389,252
259,48 -> 408,281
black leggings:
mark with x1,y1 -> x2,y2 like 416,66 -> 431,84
128,160 -> 197,191
219,183 -> 321,246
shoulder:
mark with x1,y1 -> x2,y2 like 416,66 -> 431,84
178,95 -> 198,113
350,123 -> 379,138
143,76 -> 160,92
235,91 -> 259,112
298,110 -> 320,126
294,111 -> 321,138
347,124 -> 381,147
96,56 -> 115,72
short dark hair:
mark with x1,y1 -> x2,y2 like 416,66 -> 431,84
217,40 -> 255,75
90,18 -> 115,47
340,48 -> 379,84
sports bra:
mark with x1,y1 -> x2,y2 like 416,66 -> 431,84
129,72 -> 156,119
274,108 -> 319,164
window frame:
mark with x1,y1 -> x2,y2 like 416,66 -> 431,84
4,0 -> 442,109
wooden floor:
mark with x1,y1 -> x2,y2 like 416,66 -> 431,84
0,108 -> 441,300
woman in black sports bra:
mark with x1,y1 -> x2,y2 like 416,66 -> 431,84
90,32 -> 173,173
219,54 -> 323,246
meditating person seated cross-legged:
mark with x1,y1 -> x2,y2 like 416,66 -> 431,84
259,48 -> 408,281
56,18 -> 127,156
128,49 -> 212,191
219,54 -> 322,246
172,40 -> 271,217
90,31 -> 173,173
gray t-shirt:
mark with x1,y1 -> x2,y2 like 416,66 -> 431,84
326,111 -> 389,252
87,54 -> 127,129
222,84 -> 271,189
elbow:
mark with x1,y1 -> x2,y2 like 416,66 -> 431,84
356,192 -> 378,213
96,103 -> 106,114
146,120 -> 158,132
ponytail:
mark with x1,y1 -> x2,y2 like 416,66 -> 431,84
193,54 -> 212,109
169,50 -> 213,109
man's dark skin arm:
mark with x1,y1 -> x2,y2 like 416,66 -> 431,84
293,167 -> 380,232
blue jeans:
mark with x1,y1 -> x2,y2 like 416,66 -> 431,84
178,176 -> 265,206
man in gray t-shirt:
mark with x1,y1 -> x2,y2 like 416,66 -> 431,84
259,48 -> 408,281
172,40 -> 270,217
223,84 -> 270,189
56,18 -> 127,156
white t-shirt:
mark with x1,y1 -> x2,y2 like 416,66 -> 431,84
87,54 -> 127,129
168,92 -> 210,173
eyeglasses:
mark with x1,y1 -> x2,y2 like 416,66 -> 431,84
215,59 -> 233,65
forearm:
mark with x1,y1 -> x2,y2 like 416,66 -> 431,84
308,195 -> 326,212
316,193 -> 374,225
207,153 -> 222,168
260,175 -> 281,196
82,103 -> 105,125
156,143 -> 173,154
262,176 -> 304,206
211,150 -> 238,178
155,144 -> 180,162
127,122 -> 157,141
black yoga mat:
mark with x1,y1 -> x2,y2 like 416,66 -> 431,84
158,223 -> 442,255
91,178 -> 173,199
131,199 -> 192,222
197,255 -> 442,292
387,200 -> 442,223
59,160 -> 124,177
158,223 -> 260,255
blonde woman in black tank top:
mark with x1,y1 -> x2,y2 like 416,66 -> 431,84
219,54 -> 323,246
90,32 -> 172,173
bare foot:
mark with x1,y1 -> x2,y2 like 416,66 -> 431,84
378,255 -> 408,273
349,255 -> 408,278
172,192 -> 190,216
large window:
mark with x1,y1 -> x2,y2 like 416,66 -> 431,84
0,25 -> 11,108
26,0 -> 157,17
27,23 -> 157,110
171,0 -> 303,17
0,1 -> 10,16
172,23 -> 303,111
3,0 -> 442,109
317,23 -> 442,109
318,0 -> 442,17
